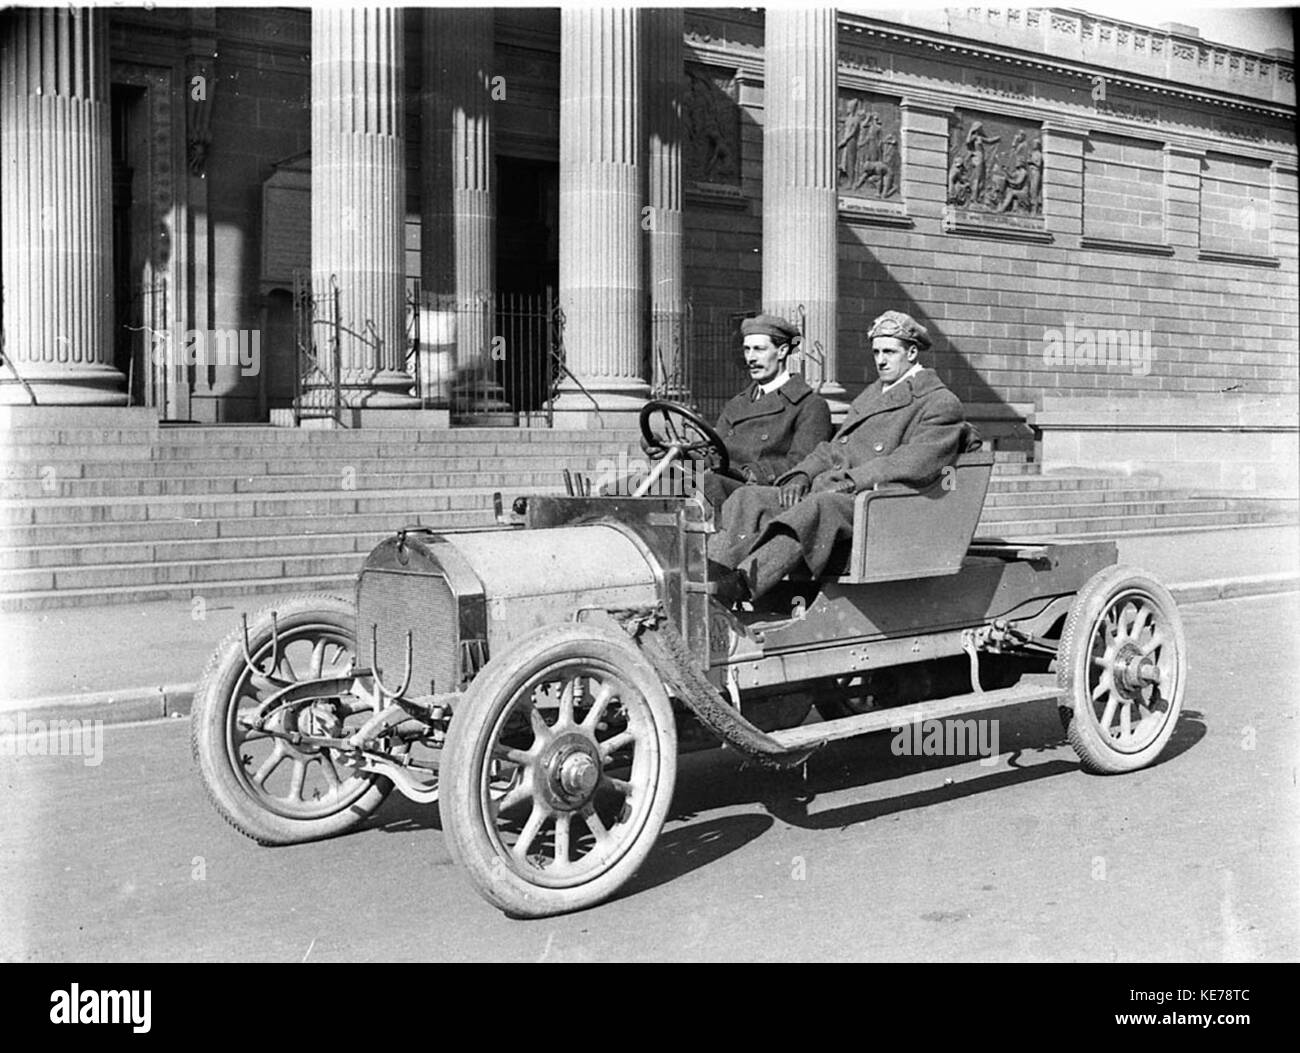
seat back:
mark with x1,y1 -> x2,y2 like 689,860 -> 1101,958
838,448 -> 994,585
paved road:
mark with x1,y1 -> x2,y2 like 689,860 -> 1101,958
3,592 -> 1297,963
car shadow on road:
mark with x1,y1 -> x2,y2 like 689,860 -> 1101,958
619,814 -> 776,898
667,705 -> 1208,835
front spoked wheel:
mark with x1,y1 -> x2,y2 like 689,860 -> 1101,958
1058,566 -> 1187,774
191,594 -> 394,844
441,624 -> 677,917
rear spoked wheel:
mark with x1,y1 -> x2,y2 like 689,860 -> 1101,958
1058,566 -> 1187,774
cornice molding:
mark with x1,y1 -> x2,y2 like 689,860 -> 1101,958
837,13 -> 1294,120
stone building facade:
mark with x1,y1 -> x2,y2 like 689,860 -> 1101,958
1,7 -> 1296,489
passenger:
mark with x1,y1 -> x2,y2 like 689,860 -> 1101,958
639,314 -> 832,505
707,310 -> 975,604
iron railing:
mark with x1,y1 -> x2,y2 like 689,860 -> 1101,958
292,270 -> 343,426
408,286 -> 564,426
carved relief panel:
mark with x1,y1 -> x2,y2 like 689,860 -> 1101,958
683,62 -> 741,186
836,90 -> 902,200
947,110 -> 1043,216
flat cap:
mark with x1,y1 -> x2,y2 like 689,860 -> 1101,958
868,310 -> 931,351
740,313 -> 800,345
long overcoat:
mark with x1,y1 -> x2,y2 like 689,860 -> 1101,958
695,374 -> 833,507
710,369 -> 973,575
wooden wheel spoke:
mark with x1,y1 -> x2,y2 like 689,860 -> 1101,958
318,753 -> 341,792
250,743 -> 288,787
276,649 -> 299,683
1131,604 -> 1153,640
249,671 -> 290,696
582,804 -> 612,848
308,638 -> 328,678
558,679 -> 576,727
604,776 -> 634,799
598,729 -> 636,761
527,703 -> 552,745
491,743 -> 533,766
512,803 -> 549,862
1090,672 -> 1112,701
582,683 -> 617,730
1119,702 -> 1132,740
288,759 -> 308,801
493,777 -> 533,817
1098,694 -> 1119,736
1141,632 -> 1166,658
554,812 -> 573,870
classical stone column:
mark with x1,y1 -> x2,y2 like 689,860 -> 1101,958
643,9 -> 686,399
421,8 -> 509,418
311,7 -> 416,407
0,8 -> 125,405
761,8 -> 843,404
555,8 -> 648,424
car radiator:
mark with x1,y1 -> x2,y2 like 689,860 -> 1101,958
356,567 -> 461,699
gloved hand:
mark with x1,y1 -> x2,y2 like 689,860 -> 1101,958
779,473 -> 811,508
640,434 -> 668,460
810,470 -> 855,495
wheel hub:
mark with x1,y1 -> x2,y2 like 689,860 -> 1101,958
539,733 -> 602,811
1113,642 -> 1157,694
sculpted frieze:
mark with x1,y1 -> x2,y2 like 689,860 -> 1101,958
836,91 -> 902,200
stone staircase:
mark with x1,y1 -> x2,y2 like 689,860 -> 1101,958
1,421 -> 1295,611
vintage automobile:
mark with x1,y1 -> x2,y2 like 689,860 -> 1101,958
192,400 -> 1187,917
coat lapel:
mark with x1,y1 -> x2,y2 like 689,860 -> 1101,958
729,374 -> 812,421
728,392 -> 783,422
834,371 -> 928,436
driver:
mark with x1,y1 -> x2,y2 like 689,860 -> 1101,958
643,313 -> 832,507
707,309 -> 975,604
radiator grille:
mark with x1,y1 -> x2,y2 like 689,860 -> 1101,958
356,569 -> 460,697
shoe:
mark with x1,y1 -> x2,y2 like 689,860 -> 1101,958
707,560 -> 751,608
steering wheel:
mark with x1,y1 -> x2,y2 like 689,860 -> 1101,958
639,399 -> 730,476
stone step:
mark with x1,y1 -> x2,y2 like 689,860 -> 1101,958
0,549 -> 387,594
0,462 -> 1167,500
0,573 -> 359,613
0,450 -> 641,481
0,486 -> 529,527
980,507 -> 1293,537
1,529 -> 399,570
981,486 -> 1206,508
981,496 -> 1244,521
0,424 -> 642,446
0,437 -> 642,464
0,466 -> 616,499
0,507 -> 494,549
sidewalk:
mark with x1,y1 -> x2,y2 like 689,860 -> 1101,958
2,557 -> 1297,726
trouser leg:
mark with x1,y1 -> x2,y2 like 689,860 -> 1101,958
737,532 -> 805,599
706,485 -> 784,567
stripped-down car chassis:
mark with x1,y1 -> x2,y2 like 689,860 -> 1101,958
192,406 -> 1187,917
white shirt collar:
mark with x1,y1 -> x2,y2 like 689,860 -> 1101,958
757,369 -> 792,396
881,362 -> 923,393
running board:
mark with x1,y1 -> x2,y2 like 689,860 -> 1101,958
768,682 -> 1065,750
